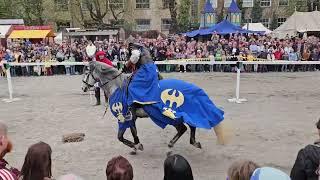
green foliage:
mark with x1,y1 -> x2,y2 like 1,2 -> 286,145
270,13 -> 278,30
177,0 -> 191,32
237,0 -> 245,25
251,0 -> 262,23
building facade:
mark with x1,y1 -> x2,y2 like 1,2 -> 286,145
47,0 -> 308,33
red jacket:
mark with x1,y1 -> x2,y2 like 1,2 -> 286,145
95,51 -> 113,67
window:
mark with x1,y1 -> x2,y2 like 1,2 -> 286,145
163,0 -> 169,8
224,0 -> 232,7
260,0 -> 271,7
109,0 -> 125,9
136,19 -> 151,31
55,0 -> 68,11
81,0 -> 88,11
296,0 -> 307,7
110,19 -> 125,26
278,0 -> 289,6
161,19 -> 171,31
242,0 -> 253,7
136,0 -> 150,9
210,0 -> 218,8
260,18 -> 269,28
277,17 -> 286,27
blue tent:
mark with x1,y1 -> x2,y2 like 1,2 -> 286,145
185,20 -> 256,37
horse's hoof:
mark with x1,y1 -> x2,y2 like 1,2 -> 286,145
168,143 -> 174,148
130,149 -> 137,155
135,143 -> 144,151
192,142 -> 202,149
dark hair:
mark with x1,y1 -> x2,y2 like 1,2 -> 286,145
21,142 -> 52,180
163,154 -> 193,180
316,118 -> 320,129
106,156 -> 133,180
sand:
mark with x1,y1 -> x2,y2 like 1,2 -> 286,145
0,72 -> 319,180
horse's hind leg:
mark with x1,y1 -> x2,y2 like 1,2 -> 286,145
168,123 -> 187,148
189,125 -> 202,149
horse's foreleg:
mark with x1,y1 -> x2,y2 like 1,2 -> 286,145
118,129 -> 135,149
189,125 -> 202,149
130,125 -> 144,151
168,123 -> 187,148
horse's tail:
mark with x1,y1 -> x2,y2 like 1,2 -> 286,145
213,120 -> 232,145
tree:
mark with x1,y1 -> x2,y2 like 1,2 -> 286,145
83,0 -> 109,27
168,0 -> 179,33
22,0 -> 45,25
217,0 -> 225,22
0,0 -> 20,18
251,0 -> 262,23
177,0 -> 191,32
237,0 -> 245,25
109,0 -> 125,25
270,13 -> 278,30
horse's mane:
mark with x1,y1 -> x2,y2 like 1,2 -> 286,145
90,61 -> 120,77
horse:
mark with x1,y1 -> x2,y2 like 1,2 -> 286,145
82,61 -> 229,154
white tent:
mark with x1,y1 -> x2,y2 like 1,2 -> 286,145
0,25 -> 11,38
242,23 -> 272,34
272,11 -> 320,38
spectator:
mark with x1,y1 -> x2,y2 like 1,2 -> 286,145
163,154 -> 193,180
106,156 -> 133,180
251,167 -> 291,180
290,118 -> 320,180
0,122 -> 19,180
227,160 -> 259,180
20,142 -> 53,180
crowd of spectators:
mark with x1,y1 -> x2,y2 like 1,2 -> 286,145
0,118 -> 320,180
1,33 -> 320,76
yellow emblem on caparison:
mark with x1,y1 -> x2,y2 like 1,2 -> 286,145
161,89 -> 185,108
160,89 -> 185,120
112,102 -> 125,122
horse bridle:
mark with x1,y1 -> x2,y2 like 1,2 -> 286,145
82,71 -> 123,89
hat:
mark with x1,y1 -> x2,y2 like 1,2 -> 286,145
250,167 -> 290,180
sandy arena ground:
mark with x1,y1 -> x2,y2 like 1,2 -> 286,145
0,72 -> 320,180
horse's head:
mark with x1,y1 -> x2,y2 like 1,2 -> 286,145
81,62 -> 97,92
81,61 -> 123,92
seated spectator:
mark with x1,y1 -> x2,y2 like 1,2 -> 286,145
227,160 -> 259,180
0,122 -> 20,180
251,167 -> 291,180
20,142 -> 52,180
228,160 -> 290,180
106,156 -> 133,180
163,154 -> 193,180
57,174 -> 84,180
290,118 -> 320,180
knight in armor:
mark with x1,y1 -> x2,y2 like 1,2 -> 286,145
125,41 -> 161,110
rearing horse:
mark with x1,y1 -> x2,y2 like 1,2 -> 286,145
82,61 -> 229,154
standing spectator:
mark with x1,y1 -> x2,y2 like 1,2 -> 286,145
290,119 -> 320,180
163,154 -> 193,180
20,142 -> 52,180
106,156 -> 133,180
0,122 -> 20,180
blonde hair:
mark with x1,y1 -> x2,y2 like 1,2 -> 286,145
227,160 -> 260,180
